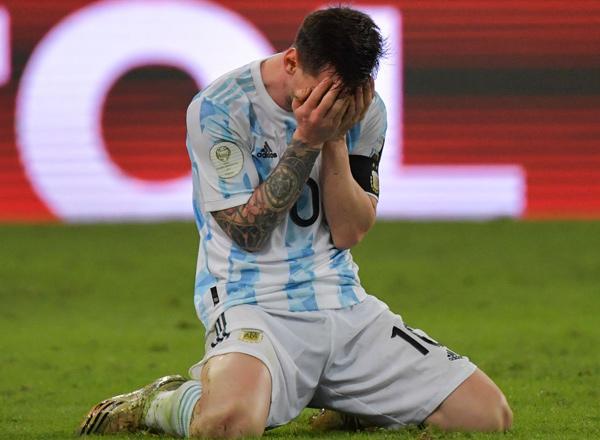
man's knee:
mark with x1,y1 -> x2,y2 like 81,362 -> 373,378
472,385 -> 513,432
477,382 -> 512,432
464,383 -> 513,432
190,401 -> 265,439
189,353 -> 271,438
497,393 -> 513,431
426,369 -> 513,432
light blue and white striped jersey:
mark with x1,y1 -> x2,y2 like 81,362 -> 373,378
186,58 -> 387,330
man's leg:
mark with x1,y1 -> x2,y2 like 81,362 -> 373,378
311,368 -> 511,433
189,352 -> 272,438
147,353 -> 271,438
424,368 -> 512,432
79,353 -> 271,438
307,296 -> 513,434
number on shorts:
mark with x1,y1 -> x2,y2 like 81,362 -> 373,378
391,325 -> 442,355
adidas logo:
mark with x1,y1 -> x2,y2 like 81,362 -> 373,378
257,142 -> 278,158
446,348 -> 462,361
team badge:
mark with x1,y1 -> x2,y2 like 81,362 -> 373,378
239,329 -> 263,343
370,171 -> 379,195
209,142 -> 244,179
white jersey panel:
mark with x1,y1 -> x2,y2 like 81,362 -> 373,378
347,92 -> 387,158
346,92 -> 387,200
186,58 -> 387,329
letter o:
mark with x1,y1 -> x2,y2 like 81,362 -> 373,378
16,0 -> 274,221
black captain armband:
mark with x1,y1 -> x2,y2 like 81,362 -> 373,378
349,154 -> 381,198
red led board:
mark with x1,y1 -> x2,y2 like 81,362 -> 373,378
1,1 -> 600,221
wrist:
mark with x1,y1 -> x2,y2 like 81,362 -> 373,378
325,137 -> 347,148
323,138 -> 349,158
292,132 -> 323,150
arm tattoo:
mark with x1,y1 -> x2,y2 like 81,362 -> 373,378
212,138 -> 320,252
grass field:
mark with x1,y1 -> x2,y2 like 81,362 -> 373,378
1,221 -> 599,440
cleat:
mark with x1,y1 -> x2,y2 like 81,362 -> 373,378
309,409 -> 363,432
78,375 -> 187,435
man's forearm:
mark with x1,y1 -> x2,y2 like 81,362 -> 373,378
212,138 -> 320,252
321,139 -> 376,249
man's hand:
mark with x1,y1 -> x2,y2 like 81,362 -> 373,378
329,78 -> 375,142
210,78 -> 375,252
291,78 -> 352,148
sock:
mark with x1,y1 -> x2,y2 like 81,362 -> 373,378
144,380 -> 202,437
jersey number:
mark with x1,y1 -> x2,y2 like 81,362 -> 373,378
290,178 -> 319,227
391,325 -> 441,355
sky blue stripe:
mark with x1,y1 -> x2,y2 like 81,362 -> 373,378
239,82 -> 256,93
210,79 -> 236,102
204,79 -> 232,101
182,390 -> 201,437
198,100 -> 214,133
193,201 -> 215,327
236,70 -> 252,83
248,103 -> 264,136
237,70 -> 255,92
216,81 -> 241,103
346,123 -> 361,153
242,173 -> 253,190
284,118 -> 296,145
252,153 -> 273,183
178,384 -> 201,437
178,386 -> 195,434
330,248 -> 360,307
218,178 -> 231,199
236,78 -> 253,88
285,228 -> 318,312
223,90 -> 245,106
189,149 -> 212,327
226,246 -> 259,305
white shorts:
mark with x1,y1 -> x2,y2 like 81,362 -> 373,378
189,295 -> 476,428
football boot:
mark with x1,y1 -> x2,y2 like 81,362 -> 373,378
309,408 -> 363,432
78,375 -> 187,435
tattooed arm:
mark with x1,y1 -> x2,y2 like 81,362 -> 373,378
212,138 -> 320,252
211,76 -> 349,252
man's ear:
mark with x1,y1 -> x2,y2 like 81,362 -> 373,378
283,48 -> 298,75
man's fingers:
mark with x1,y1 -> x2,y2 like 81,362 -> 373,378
303,77 -> 334,109
294,87 -> 312,103
331,98 -> 352,127
292,87 -> 312,111
329,96 -> 348,117
317,80 -> 344,116
291,76 -> 375,144
340,96 -> 357,129
356,79 -> 373,121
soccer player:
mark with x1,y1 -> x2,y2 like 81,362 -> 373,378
79,7 -> 512,437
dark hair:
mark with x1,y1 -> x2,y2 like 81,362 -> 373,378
294,7 -> 385,92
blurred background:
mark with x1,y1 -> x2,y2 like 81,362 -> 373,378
2,2 -> 600,438
2,0 -> 600,223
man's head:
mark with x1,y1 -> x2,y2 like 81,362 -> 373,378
283,7 -> 385,98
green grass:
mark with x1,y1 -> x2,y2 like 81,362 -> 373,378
1,221 -> 599,440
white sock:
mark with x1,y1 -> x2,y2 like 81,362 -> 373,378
144,380 -> 202,437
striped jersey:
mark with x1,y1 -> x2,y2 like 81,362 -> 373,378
186,57 -> 387,329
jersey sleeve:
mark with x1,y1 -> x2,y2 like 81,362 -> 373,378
346,92 -> 387,199
186,94 -> 260,212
